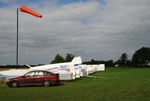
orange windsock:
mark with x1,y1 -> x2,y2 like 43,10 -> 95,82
20,5 -> 42,18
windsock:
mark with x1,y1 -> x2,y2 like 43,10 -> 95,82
20,5 -> 42,18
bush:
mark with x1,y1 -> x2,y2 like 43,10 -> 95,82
0,77 -> 7,86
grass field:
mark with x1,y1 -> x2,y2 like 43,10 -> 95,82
0,68 -> 150,101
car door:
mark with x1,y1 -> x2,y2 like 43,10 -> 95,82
19,71 -> 35,86
44,71 -> 56,84
33,71 -> 45,85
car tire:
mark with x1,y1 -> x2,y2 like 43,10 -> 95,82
43,80 -> 50,87
11,81 -> 19,88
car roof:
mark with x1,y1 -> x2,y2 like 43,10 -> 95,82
28,70 -> 55,74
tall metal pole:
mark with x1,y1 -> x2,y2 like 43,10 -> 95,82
16,6 -> 42,69
16,8 -> 19,69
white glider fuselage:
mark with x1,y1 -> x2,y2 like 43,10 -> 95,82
29,56 -> 82,71
0,57 -> 82,79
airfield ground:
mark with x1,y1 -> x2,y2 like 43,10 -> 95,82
0,67 -> 150,101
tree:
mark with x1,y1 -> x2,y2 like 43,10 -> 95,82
50,53 -> 75,64
116,53 -> 128,66
83,59 -> 114,67
65,53 -> 75,62
106,60 -> 114,67
115,53 -> 128,66
50,54 -> 65,64
120,53 -> 128,66
132,47 -> 150,67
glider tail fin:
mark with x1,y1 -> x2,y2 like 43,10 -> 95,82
71,56 -> 82,64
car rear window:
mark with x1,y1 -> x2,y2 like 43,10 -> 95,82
44,71 -> 52,75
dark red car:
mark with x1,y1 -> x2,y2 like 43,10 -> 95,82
7,70 -> 60,87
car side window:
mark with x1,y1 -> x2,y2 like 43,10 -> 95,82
38,71 -> 44,76
34,71 -> 39,76
44,71 -> 51,76
25,71 -> 35,77
34,71 -> 44,76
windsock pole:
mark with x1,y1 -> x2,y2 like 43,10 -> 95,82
16,8 -> 19,69
16,6 -> 42,69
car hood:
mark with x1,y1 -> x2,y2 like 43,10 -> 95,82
9,76 -> 23,80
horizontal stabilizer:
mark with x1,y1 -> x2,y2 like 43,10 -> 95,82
26,64 -> 32,68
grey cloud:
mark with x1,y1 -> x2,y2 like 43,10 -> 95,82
0,0 -> 150,65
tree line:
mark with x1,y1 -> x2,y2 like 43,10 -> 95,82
50,47 -> 150,67
0,47 -> 149,68
84,47 -> 150,67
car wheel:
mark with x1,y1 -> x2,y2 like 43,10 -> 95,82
11,81 -> 18,88
43,80 -> 50,87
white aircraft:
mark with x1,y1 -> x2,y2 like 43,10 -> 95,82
27,56 -> 82,71
0,56 -> 82,80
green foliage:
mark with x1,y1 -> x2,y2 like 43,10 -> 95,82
83,47 -> 150,67
65,53 -> 74,62
0,68 -> 150,101
132,47 -> 150,67
0,77 -> 7,86
83,59 -> 114,67
115,53 -> 131,67
51,54 -> 65,64
120,53 -> 128,65
50,53 -> 75,64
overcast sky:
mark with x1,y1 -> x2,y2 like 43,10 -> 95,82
0,0 -> 150,65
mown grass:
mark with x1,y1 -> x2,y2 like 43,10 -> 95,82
0,68 -> 150,101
